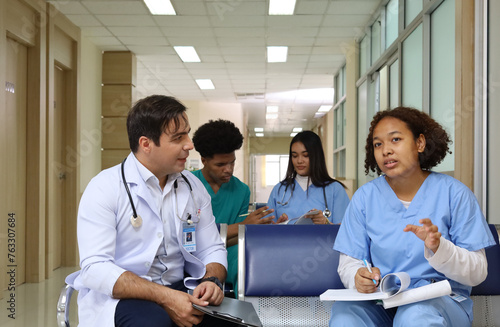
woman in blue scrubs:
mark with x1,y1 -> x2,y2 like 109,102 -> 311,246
266,130 -> 349,225
330,107 -> 495,326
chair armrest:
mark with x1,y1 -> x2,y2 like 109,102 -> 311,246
57,284 -> 75,327
219,223 -> 228,248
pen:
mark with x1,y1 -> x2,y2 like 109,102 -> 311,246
239,210 -> 269,217
363,259 -> 377,285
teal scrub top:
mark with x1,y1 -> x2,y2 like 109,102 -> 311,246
192,169 -> 250,291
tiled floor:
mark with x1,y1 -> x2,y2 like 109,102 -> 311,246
0,266 -> 79,327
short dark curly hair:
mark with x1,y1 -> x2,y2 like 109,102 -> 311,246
192,119 -> 243,158
365,107 -> 452,175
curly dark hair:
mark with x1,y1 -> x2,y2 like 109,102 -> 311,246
192,119 -> 243,158
364,107 -> 452,175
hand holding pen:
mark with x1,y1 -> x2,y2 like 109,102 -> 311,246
238,206 -> 275,224
355,260 -> 380,293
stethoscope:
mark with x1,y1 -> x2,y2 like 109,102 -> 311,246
121,158 -> 200,228
277,183 -> 332,218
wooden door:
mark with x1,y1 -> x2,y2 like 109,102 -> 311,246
46,65 -> 66,270
5,37 -> 28,286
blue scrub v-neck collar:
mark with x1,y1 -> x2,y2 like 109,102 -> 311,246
379,172 -> 434,219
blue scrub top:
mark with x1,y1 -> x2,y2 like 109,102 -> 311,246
334,172 -> 495,317
266,180 -> 349,224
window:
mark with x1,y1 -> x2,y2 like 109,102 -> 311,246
264,155 -> 288,186
386,0 -> 399,49
335,66 -> 346,102
389,59 -> 399,108
402,24 -> 423,109
371,17 -> 382,64
430,0 -> 455,172
405,0 -> 422,27
334,66 -> 347,178
353,0 -> 457,190
359,36 -> 369,76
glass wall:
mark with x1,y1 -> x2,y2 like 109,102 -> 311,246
360,36 -> 369,77
357,78 -> 378,186
389,59 -> 399,108
354,0 -> 456,188
401,24 -> 422,109
386,0 -> 399,48
333,66 -> 346,178
405,0 -> 422,27
430,0 -> 455,172
357,80 -> 368,185
371,16 -> 382,65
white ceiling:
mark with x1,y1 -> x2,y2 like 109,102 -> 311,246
48,0 -> 383,137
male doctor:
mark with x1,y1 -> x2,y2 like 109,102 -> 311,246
66,95 -> 236,327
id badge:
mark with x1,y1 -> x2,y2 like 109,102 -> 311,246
182,222 -> 196,252
449,292 -> 467,303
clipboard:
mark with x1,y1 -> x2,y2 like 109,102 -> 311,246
281,210 -> 320,225
193,297 -> 262,327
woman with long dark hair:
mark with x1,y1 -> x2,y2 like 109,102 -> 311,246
266,131 -> 349,224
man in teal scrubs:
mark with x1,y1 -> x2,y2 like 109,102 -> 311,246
192,119 -> 275,295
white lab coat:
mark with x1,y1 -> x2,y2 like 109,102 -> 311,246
66,153 -> 227,327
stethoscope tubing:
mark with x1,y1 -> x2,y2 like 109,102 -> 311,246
277,182 -> 331,218
121,157 -> 197,223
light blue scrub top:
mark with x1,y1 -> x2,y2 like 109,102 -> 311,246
266,180 -> 349,224
334,172 -> 495,318
192,170 -> 250,291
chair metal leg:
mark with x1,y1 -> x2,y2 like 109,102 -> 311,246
57,284 -> 75,327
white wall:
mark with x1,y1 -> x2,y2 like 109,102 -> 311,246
79,35 -> 102,194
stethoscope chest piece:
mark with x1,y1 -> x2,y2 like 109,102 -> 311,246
130,215 -> 143,228
323,209 -> 331,218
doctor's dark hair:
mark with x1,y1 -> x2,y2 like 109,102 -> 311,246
127,95 -> 188,153
192,119 -> 243,158
281,131 -> 345,190
364,106 -> 452,175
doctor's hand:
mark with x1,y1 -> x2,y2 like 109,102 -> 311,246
276,213 -> 289,224
355,266 -> 380,293
306,208 -> 330,225
193,279 -> 224,305
243,206 -> 275,225
404,218 -> 441,253
159,289 -> 206,327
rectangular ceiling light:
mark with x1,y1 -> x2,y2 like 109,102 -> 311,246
292,127 -> 303,132
256,133 -> 265,137
266,113 -> 278,120
174,46 -> 201,62
267,46 -> 288,63
144,0 -> 176,15
290,132 -> 298,137
254,127 -> 264,132
318,105 -> 332,112
196,79 -> 215,90
269,0 -> 296,15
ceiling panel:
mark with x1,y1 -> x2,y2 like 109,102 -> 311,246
83,1 -> 149,14
49,0 -> 384,137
